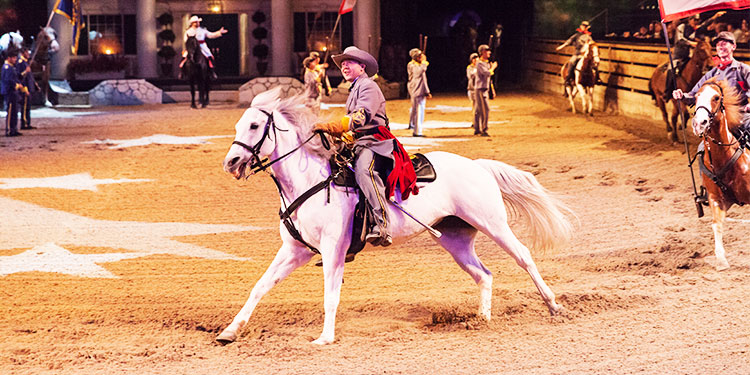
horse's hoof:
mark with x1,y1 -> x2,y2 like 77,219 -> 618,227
311,336 -> 334,345
716,261 -> 730,271
215,330 -> 237,345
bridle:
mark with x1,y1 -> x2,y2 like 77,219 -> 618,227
230,108 -> 327,176
694,82 -> 736,146
229,107 -> 333,254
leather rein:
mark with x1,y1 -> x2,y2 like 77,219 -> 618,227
231,109 -> 335,253
693,82 -> 746,201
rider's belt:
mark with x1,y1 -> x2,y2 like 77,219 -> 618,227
353,126 -> 381,139
198,40 -> 206,44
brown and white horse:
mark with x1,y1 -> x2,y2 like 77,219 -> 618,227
30,27 -> 60,106
649,39 -> 713,143
561,40 -> 599,115
692,78 -> 750,270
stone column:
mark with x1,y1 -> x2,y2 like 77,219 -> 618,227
354,0 -> 380,58
136,0 -> 158,78
239,13 -> 249,76
271,0 -> 293,76
48,0 -> 71,80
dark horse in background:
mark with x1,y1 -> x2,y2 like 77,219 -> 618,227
30,27 -> 60,106
182,36 -> 211,108
649,39 -> 713,143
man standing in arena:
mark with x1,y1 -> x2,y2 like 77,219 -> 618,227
407,47 -> 431,137
474,44 -> 496,137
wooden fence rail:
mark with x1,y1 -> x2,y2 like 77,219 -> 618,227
525,38 -> 750,120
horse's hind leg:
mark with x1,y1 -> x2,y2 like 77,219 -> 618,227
478,220 -> 561,315
216,242 -> 314,344
434,217 -> 493,320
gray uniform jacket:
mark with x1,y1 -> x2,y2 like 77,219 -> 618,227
347,74 -> 393,157
304,68 -> 320,99
467,64 -> 476,90
560,31 -> 593,57
685,59 -> 750,106
407,61 -> 430,98
474,60 -> 492,90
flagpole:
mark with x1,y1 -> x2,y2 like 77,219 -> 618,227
322,13 -> 342,64
661,21 -> 704,217
30,3 -> 60,63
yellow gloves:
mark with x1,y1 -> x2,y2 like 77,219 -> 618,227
314,116 -> 351,138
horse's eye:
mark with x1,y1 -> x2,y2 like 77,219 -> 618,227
250,124 -> 259,130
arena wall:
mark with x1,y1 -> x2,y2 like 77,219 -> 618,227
526,38 -> 750,121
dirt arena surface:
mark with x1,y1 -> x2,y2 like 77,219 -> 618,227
1,91 -> 749,374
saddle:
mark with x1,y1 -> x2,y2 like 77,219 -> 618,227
329,152 -> 437,258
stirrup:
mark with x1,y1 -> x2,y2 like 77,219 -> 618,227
696,186 -> 709,206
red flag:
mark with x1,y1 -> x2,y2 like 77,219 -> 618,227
659,0 -> 750,22
339,0 -> 356,14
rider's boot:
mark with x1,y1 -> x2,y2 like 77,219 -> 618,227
365,208 -> 392,247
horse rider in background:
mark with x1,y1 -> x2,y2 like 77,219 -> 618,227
314,46 -> 419,249
665,12 -> 726,101
672,31 -> 750,150
180,15 -> 227,79
557,20 -> 593,96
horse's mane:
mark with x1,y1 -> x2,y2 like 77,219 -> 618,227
701,77 -> 743,128
251,87 -> 336,159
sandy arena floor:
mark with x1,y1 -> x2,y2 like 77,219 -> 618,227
0,91 -> 748,374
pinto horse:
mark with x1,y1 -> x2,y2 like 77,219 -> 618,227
649,39 -> 713,143
181,36 -> 211,108
692,78 -> 750,271
218,87 -> 575,344
561,40 -> 599,115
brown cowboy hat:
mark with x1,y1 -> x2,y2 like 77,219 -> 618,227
332,46 -> 379,77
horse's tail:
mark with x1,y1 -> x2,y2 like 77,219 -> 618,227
475,159 -> 575,251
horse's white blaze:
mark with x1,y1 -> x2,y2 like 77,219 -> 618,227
218,91 -> 574,344
693,85 -> 719,136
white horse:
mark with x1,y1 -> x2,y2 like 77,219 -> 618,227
0,30 -> 23,58
219,87 -> 575,344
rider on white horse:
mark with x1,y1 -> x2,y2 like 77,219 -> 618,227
181,15 -> 227,79
314,46 -> 419,249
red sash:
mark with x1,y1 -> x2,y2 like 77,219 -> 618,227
372,126 -> 419,200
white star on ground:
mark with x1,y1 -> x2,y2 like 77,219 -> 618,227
424,105 -> 502,113
0,173 -> 151,191
0,196 -> 262,261
82,134 -> 230,149
0,243 -> 148,278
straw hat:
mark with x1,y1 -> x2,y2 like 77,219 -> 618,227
188,15 -> 202,24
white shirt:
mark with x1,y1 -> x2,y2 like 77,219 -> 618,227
184,27 -> 221,58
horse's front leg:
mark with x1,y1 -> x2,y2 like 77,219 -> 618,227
216,241 -> 314,344
189,80 -> 197,109
709,198 -> 731,271
312,237 -> 348,345
576,83 -> 587,114
566,86 -> 577,113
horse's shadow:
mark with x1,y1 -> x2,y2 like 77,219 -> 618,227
603,63 -> 624,115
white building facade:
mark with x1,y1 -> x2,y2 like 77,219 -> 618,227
48,0 -> 381,80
